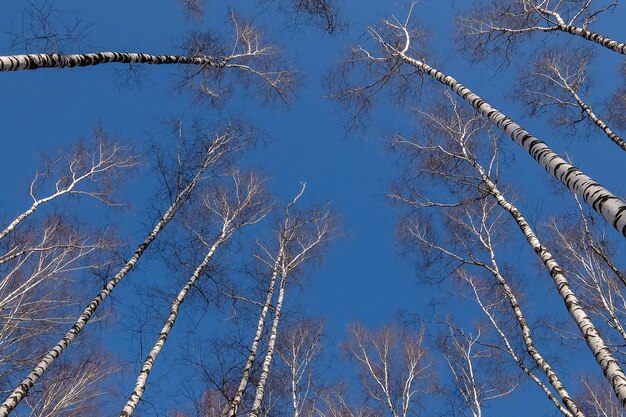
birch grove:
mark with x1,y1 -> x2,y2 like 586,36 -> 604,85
438,322 -> 517,417
221,185 -> 336,417
344,324 -> 434,417
0,125 -> 249,416
1,1 -> 624,416
276,319 -> 324,417
120,171 -> 269,416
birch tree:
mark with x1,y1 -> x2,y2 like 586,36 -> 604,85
344,323 -> 433,417
120,171 -> 270,416
549,197 -> 626,357
400,196 -> 581,417
0,132 -> 137,241
23,348 -> 118,417
0,217 -> 115,393
276,318 -> 324,417
439,322 -> 517,417
334,3 -> 626,238
391,90 -> 626,411
516,47 -> 626,152
457,0 -> 626,59
0,124 -> 251,417
0,13 -> 294,103
248,188 -> 335,417
223,185 -> 336,417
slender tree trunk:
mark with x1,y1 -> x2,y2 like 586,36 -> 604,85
223,250 -> 284,417
0,144 -> 221,417
120,231 -> 228,417
1,199 -> 46,241
0,52 -> 223,72
291,374 -> 300,417
394,51 -> 626,238
468,279 -> 574,417
563,84 -> 626,152
474,164 -> 626,406
483,241 -> 583,416
249,271 -> 287,417
452,141 -> 583,415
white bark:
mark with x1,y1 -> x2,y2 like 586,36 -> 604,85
276,320 -> 323,417
223,254 -> 283,417
248,269 -> 287,417
464,277 -> 575,417
480,171 -> 626,407
460,1 -> 626,56
556,24 -> 626,55
374,21 -> 626,237
247,184 -> 334,417
0,51 -> 223,72
119,233 -> 226,416
0,131 -> 235,417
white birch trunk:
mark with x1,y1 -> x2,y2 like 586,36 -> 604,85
222,261 -> 282,417
557,25 -> 626,56
564,84 -> 626,152
0,142 -> 223,417
468,279 -> 575,417
226,184 -> 309,417
119,231 -> 227,416
485,246 -> 583,416
395,51 -> 626,238
0,52 -> 223,72
1,198 -> 47,241
453,142 -> 583,416
249,270 -> 287,417
478,170 -> 626,406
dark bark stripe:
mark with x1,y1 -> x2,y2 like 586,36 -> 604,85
0,52 -> 224,72
559,25 -> 626,56
398,54 -> 626,239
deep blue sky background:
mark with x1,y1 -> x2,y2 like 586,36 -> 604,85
0,1 -> 625,416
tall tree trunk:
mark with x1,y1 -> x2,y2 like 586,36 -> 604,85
120,231 -> 228,416
249,270 -> 287,417
392,48 -> 626,238
556,25 -> 626,56
481,237 -> 583,416
0,138 -> 227,417
0,52 -> 224,72
466,278 -> 575,417
473,162 -> 626,406
222,256 -> 283,417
